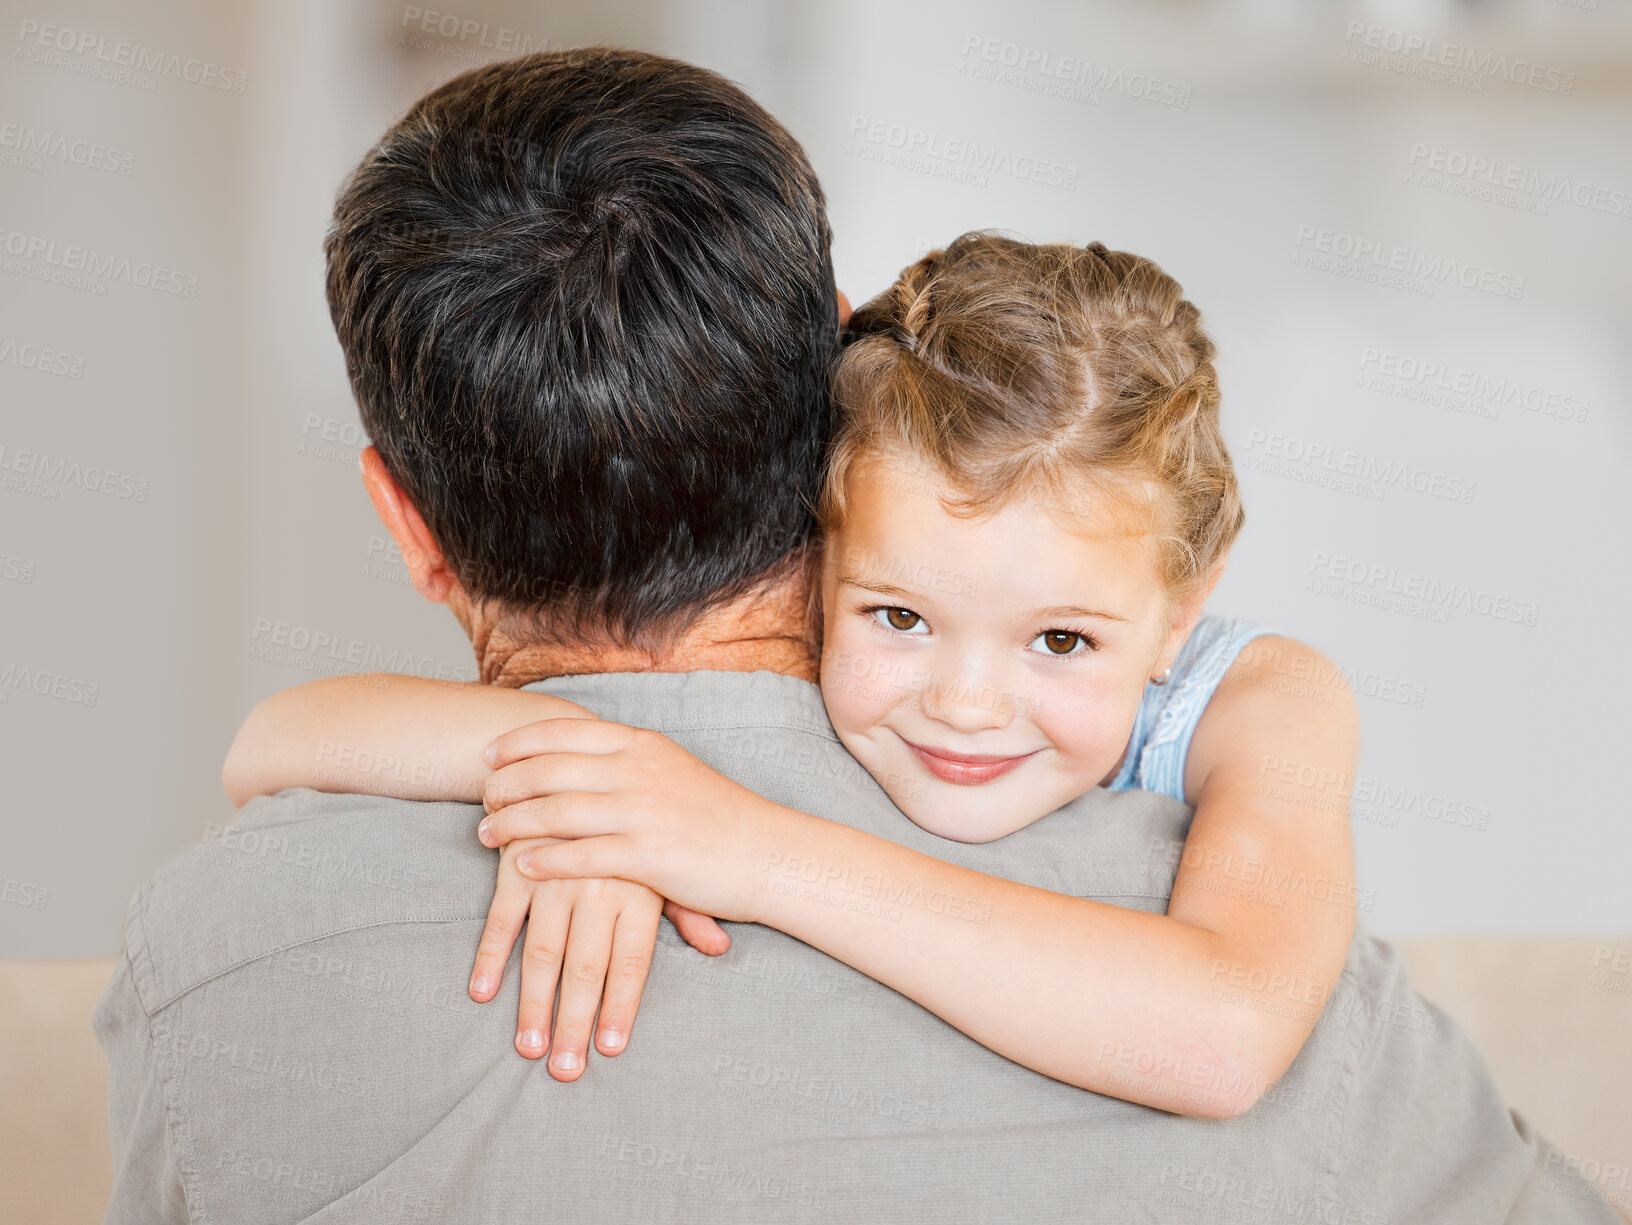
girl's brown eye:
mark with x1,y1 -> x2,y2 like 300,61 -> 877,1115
885,608 -> 921,631
1042,631 -> 1080,654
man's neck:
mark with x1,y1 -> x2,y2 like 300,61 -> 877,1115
475,571 -> 818,688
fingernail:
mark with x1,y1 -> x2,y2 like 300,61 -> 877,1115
600,1028 -> 624,1051
515,853 -> 532,875
478,817 -> 492,844
518,1029 -> 545,1051
553,1050 -> 579,1071
470,975 -> 492,998
484,741 -> 498,766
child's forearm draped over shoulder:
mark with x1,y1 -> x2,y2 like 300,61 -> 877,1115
221,674 -> 593,807
481,642 -> 1360,1119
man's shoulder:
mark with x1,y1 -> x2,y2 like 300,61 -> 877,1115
122,789 -> 492,1016
535,667 -> 1197,906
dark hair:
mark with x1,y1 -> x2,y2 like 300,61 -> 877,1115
325,47 -> 838,648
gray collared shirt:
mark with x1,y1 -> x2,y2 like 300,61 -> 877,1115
96,669 -> 1617,1223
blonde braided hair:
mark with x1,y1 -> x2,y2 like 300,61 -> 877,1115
819,231 -> 1244,604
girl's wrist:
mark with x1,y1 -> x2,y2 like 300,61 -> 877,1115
737,798 -> 809,926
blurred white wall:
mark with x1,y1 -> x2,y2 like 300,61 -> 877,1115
2,0 -> 1628,954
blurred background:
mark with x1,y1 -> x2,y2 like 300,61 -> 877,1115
2,0 -> 1629,1218
4,0 -> 1627,951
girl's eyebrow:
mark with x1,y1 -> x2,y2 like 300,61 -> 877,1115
1030,604 -> 1129,624
835,574 -> 920,600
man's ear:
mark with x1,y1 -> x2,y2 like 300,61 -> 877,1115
359,445 -> 463,605
836,288 -> 852,328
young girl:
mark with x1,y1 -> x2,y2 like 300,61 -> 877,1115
225,233 -> 1358,1118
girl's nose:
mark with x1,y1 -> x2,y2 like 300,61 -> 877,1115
917,665 -> 1018,733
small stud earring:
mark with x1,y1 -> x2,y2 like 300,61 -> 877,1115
1150,667 -> 1172,686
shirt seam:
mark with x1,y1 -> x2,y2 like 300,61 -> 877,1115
147,1005 -> 205,1224
146,893 -> 1175,1012
147,914 -> 491,1013
1313,960 -> 1366,1204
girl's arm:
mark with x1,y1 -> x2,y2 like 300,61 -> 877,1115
483,635 -> 1359,1119
221,674 -> 594,807
221,673 -> 733,1080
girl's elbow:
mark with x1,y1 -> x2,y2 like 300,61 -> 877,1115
221,701 -> 273,807
221,744 -> 257,808
1214,1028 -> 1308,1119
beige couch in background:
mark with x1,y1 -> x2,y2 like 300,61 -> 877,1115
4,937 -> 1628,1225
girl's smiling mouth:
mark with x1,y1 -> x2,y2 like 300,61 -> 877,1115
899,737 -> 1043,786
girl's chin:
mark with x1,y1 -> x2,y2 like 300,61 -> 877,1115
891,798 -> 1042,845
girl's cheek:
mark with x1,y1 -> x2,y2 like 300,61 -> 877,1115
820,623 -> 912,734
1031,681 -> 1128,765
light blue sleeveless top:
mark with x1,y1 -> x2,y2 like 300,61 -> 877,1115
1104,613 -> 1282,804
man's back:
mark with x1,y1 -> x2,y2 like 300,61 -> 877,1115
98,670 -> 1615,1223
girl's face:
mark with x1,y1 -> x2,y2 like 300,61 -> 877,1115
819,451 -> 1193,843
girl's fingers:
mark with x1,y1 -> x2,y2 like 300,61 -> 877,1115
468,863 -> 532,1002
514,834 -> 637,882
483,753 -> 634,814
514,881 -> 572,1060
664,901 -> 731,957
480,792 -> 630,847
594,891 -> 663,1057
546,892 -> 618,1082
484,718 -> 642,770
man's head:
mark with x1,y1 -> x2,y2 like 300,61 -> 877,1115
325,48 -> 838,652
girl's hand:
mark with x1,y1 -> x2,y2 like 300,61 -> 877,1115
469,836 -> 728,1079
476,719 -> 789,923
